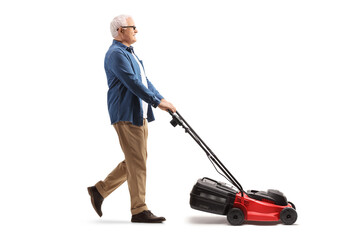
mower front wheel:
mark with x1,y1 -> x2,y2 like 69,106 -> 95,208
227,208 -> 245,226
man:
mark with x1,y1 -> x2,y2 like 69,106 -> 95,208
87,14 -> 176,223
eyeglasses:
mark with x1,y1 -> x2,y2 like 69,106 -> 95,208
117,26 -> 137,31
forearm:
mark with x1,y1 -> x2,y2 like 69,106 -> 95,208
147,79 -> 164,101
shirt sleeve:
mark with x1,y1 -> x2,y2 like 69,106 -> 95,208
146,79 -> 164,101
109,51 -> 161,108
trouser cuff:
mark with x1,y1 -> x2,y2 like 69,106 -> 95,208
131,205 -> 148,215
95,182 -> 108,198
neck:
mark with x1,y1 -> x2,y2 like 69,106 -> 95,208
114,38 -> 130,47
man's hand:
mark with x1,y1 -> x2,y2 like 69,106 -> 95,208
158,99 -> 176,113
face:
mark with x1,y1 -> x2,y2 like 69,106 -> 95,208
116,17 -> 138,46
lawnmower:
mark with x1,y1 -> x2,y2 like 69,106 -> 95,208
168,110 -> 297,225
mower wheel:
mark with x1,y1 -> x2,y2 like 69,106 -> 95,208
280,207 -> 297,225
227,208 -> 245,226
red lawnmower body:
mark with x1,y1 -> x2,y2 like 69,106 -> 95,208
234,193 -> 292,222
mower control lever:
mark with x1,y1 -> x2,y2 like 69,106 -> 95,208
168,110 -> 183,127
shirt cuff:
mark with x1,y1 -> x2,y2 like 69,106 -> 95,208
151,96 -> 161,108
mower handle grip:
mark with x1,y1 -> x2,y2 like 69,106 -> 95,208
167,109 -> 176,116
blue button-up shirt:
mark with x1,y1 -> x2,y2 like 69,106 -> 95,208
104,40 -> 164,126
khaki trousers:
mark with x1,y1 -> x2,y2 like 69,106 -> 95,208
95,119 -> 148,215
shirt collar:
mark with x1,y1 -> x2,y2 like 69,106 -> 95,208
113,39 -> 133,53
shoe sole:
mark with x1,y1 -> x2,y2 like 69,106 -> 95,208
131,216 -> 166,223
87,187 -> 102,217
131,219 -> 165,223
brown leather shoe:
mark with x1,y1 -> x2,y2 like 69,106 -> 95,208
131,210 -> 166,223
87,186 -> 104,217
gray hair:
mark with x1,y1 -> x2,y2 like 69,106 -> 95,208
110,14 -> 131,38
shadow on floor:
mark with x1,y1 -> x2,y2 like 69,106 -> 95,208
187,216 -> 284,226
89,219 -> 130,224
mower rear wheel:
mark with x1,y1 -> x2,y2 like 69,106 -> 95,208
227,208 -> 245,226
280,207 -> 297,225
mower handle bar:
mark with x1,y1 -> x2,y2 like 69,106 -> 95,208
167,110 -> 244,196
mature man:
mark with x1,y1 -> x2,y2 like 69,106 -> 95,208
87,14 -> 176,223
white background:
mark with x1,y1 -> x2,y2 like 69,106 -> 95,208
0,0 -> 359,239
